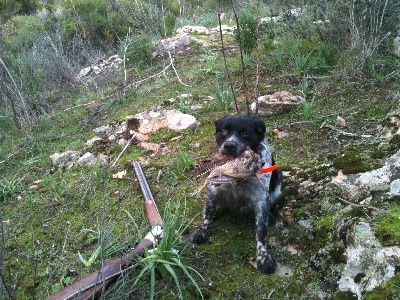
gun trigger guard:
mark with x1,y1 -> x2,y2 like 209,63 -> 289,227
144,225 -> 164,243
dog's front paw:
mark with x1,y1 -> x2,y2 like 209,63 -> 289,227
191,227 -> 211,245
257,245 -> 276,274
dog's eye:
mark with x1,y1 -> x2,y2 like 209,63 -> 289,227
221,129 -> 228,135
241,131 -> 250,137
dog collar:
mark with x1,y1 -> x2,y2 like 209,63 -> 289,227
260,165 -> 277,174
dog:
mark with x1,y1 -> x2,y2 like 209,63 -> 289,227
192,114 -> 282,274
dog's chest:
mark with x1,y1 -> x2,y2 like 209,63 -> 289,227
208,174 -> 270,210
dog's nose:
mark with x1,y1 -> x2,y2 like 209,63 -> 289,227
223,141 -> 237,153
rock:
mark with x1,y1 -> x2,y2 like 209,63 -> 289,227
50,151 -> 80,167
251,91 -> 306,116
165,110 -> 200,130
176,25 -> 209,35
97,153 -> 108,166
394,36 -> 400,57
130,110 -> 199,133
337,221 -> 400,299
330,149 -> 400,202
93,125 -> 110,133
86,136 -> 103,146
77,67 -> 92,79
118,138 -> 128,147
77,152 -> 97,166
210,25 -> 235,35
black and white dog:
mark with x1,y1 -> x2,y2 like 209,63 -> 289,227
192,114 -> 282,274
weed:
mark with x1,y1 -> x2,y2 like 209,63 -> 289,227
298,77 -> 312,100
0,174 -> 23,201
201,53 -> 222,76
210,80 -> 233,113
77,226 -> 124,267
168,151 -> 195,182
133,201 -> 203,300
300,100 -> 315,121
177,93 -> 194,114
289,45 -> 313,76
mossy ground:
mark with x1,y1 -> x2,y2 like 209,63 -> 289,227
0,32 -> 399,300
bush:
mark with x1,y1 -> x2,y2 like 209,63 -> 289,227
236,8 -> 258,55
124,35 -> 154,69
60,0 -> 128,49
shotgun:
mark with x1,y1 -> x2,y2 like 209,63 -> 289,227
46,162 -> 163,300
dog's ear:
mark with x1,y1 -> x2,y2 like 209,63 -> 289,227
254,117 -> 266,136
214,116 -> 227,131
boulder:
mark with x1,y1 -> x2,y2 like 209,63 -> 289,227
165,110 -> 200,131
77,152 -> 97,166
50,151 -> 80,167
331,149 -> 400,202
251,91 -> 306,116
337,221 -> 400,299
86,136 -> 103,147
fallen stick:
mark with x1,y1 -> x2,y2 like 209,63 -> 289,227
321,123 -> 372,138
111,133 -> 137,167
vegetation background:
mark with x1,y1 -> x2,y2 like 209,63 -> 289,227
0,0 -> 399,299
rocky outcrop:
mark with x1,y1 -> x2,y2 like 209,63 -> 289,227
49,109 -> 200,167
338,221 -> 400,299
251,91 -> 306,116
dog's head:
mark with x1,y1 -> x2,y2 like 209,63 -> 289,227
215,115 -> 266,157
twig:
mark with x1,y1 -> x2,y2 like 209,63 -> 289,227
217,0 -> 239,113
230,0 -> 250,115
40,221 -> 72,299
168,51 -> 191,87
337,197 -> 389,214
49,100 -> 97,119
0,57 -> 31,127
0,146 -> 25,165
254,0 -> 261,116
322,123 -> 372,138
125,60 -> 173,89
111,133 -> 137,167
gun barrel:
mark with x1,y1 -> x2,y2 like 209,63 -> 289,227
133,162 -> 163,227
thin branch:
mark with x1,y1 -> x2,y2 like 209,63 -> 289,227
254,0 -> 261,116
168,52 -> 191,87
111,133 -> 137,168
48,100 -> 98,119
0,211 -> 16,300
321,123 -> 372,138
230,0 -> 250,115
40,221 -> 72,299
0,57 -> 32,127
217,0 -> 239,113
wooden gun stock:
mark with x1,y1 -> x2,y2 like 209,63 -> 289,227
46,162 -> 163,300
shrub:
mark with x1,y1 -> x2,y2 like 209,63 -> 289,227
124,35 -> 154,69
236,8 -> 258,55
163,11 -> 176,37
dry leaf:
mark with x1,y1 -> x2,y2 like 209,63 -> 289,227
273,128 -> 290,139
112,170 -> 127,179
336,116 -> 346,127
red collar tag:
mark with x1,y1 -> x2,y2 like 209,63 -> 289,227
260,165 -> 277,174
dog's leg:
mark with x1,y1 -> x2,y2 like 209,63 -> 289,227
192,187 -> 217,245
255,195 -> 277,274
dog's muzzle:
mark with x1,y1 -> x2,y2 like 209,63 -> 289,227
222,141 -> 238,154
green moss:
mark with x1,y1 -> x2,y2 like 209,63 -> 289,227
332,143 -> 387,174
331,291 -> 358,299
333,152 -> 372,174
373,203 -> 400,246
389,134 -> 400,148
364,274 -> 400,300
